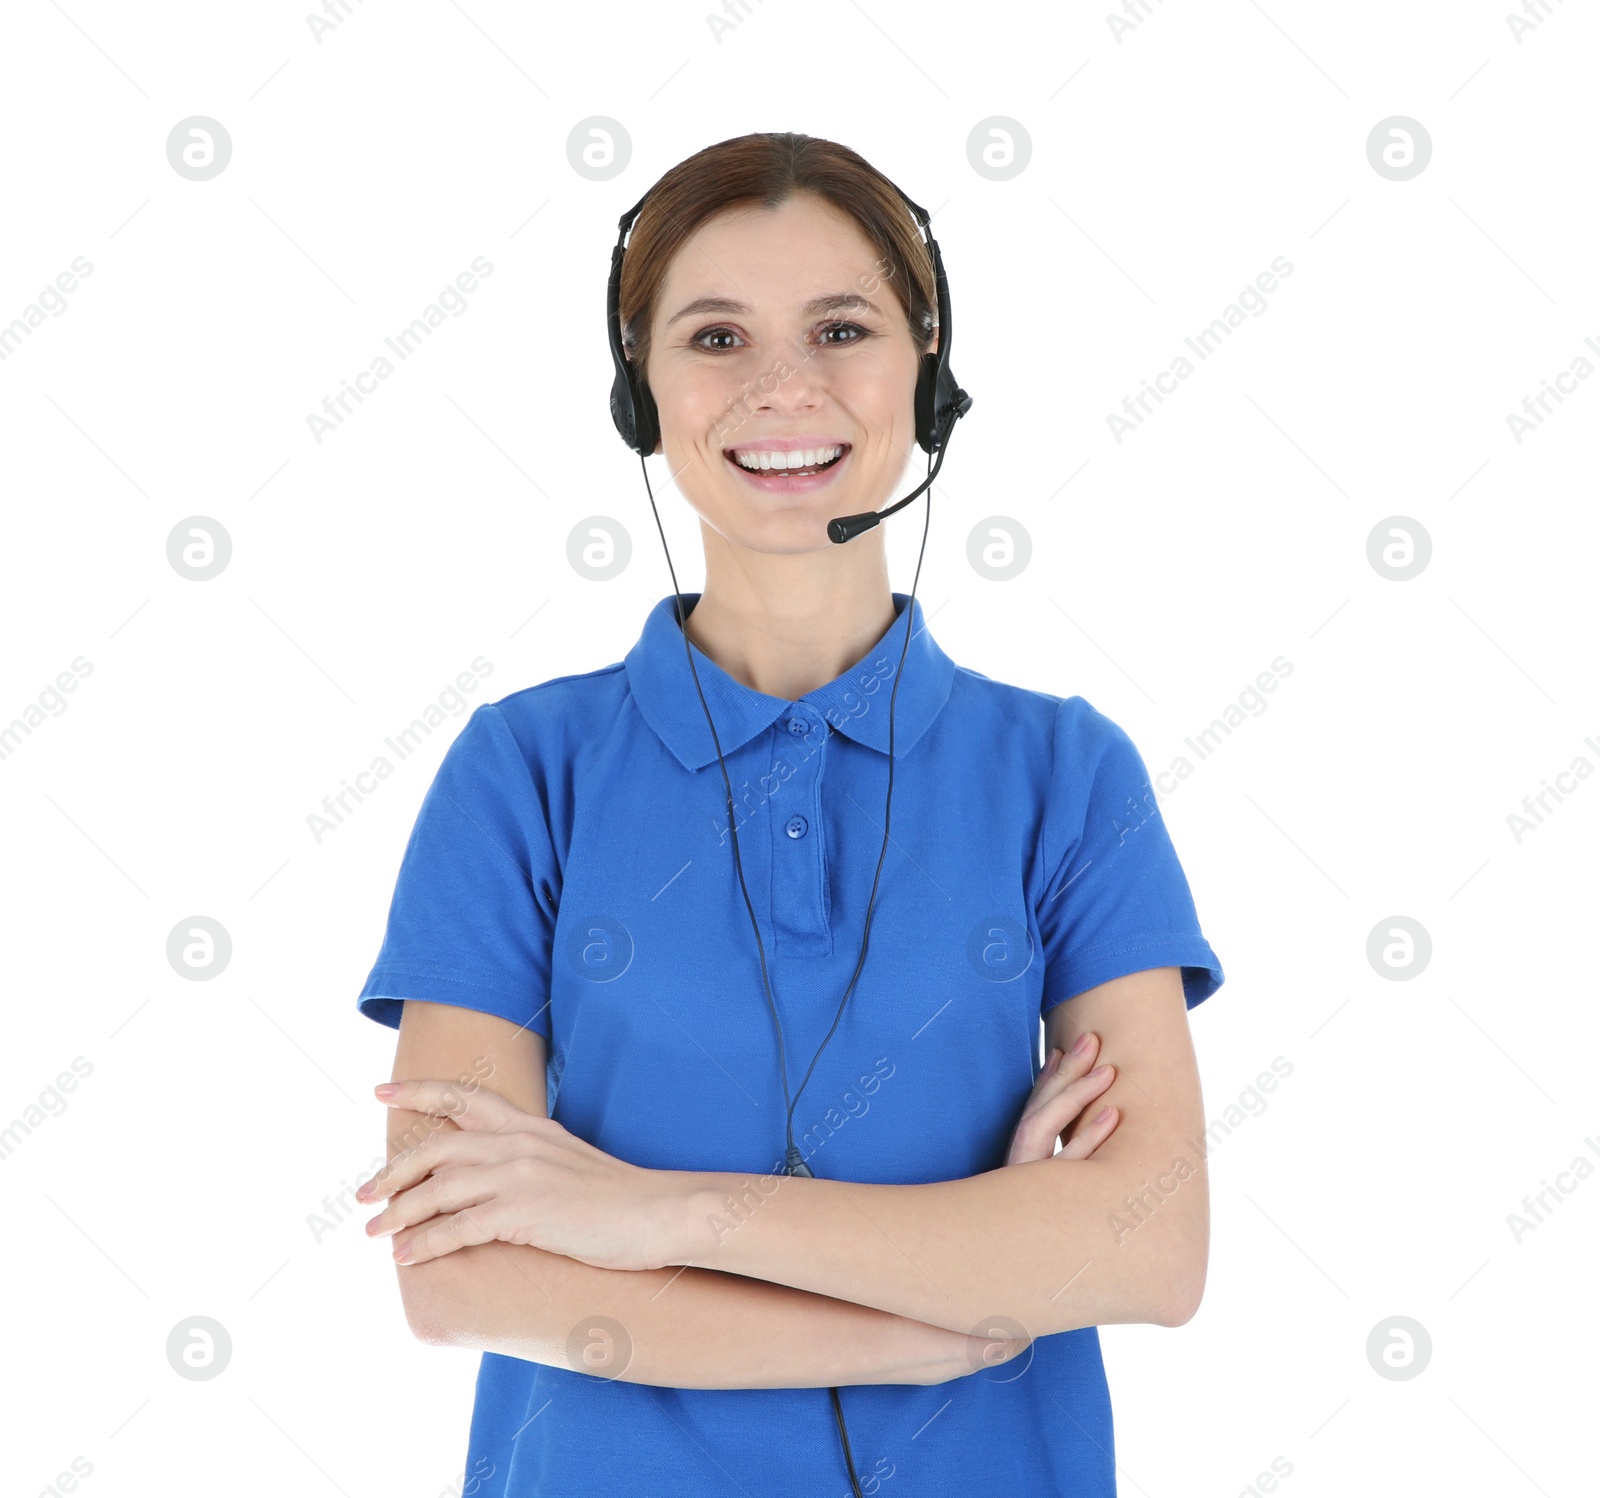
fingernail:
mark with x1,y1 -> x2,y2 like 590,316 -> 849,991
374,1083 -> 399,1098
1070,1032 -> 1093,1056
393,1242 -> 412,1263
1046,1047 -> 1063,1073
1092,1105 -> 1113,1125
1090,1064 -> 1111,1078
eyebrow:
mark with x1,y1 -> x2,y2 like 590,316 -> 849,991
665,291 -> 883,327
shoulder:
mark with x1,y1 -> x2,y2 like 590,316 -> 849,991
486,661 -> 631,754
447,660 -> 636,767
946,665 -> 1132,767
426,662 -> 630,806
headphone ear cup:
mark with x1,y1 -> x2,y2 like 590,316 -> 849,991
913,353 -> 939,454
609,369 -> 639,451
634,376 -> 661,457
610,360 -> 661,457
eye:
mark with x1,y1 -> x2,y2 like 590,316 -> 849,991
818,321 -> 868,346
689,326 -> 745,352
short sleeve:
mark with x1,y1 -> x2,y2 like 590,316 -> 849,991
356,703 -> 556,1036
1036,697 -> 1224,1013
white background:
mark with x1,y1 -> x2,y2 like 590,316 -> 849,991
2,1 -> 1596,1495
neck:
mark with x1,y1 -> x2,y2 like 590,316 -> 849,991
680,523 -> 899,700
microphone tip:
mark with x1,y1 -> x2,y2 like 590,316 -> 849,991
828,512 -> 879,545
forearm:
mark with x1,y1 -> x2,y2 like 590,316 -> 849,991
672,975 -> 1212,1338
675,1137 -> 1208,1339
400,1239 -> 993,1390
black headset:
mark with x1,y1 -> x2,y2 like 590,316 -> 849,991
605,170 -> 972,1498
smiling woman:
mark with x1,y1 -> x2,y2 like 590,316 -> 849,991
354,130 -> 1225,1498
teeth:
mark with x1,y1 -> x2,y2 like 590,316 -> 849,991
733,445 -> 843,472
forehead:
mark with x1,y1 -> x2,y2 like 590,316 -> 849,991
656,195 -> 885,311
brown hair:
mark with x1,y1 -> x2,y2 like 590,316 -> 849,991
618,132 -> 937,389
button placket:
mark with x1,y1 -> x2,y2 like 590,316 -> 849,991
769,707 -> 830,955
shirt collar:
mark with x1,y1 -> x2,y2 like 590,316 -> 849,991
625,592 -> 956,772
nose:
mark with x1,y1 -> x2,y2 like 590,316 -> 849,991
753,343 -> 826,413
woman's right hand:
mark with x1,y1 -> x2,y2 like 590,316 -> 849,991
1003,1032 -> 1119,1166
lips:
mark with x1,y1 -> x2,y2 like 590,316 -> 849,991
723,443 -> 852,492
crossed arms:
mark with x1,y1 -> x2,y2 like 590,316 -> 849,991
377,965 -> 1208,1390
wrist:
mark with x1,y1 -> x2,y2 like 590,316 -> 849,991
961,1332 -> 1030,1380
657,1172 -> 727,1268
669,1172 -> 777,1269
910,1324 -> 982,1386
903,1323 -> 1032,1387
919,1330 -> 1032,1386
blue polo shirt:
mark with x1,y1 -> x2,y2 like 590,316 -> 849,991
357,590 -> 1224,1498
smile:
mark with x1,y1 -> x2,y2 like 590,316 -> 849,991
724,443 -> 851,490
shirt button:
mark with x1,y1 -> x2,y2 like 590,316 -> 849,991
785,815 -> 808,839
787,716 -> 809,737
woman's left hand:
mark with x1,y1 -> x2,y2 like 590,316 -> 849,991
1004,1032 -> 1120,1166
355,1080 -> 687,1272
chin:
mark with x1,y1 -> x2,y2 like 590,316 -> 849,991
702,505 -> 842,556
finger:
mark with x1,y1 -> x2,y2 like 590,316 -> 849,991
1019,1050 -> 1111,1127
363,1117 -> 545,1204
1055,1031 -> 1100,1084
1022,1033 -> 1100,1117
392,1203 -> 497,1267
372,1077 -> 520,1129
1017,1056 -> 1107,1126
358,1111 -> 521,1204
360,1081 -> 535,1202
1058,1103 -> 1119,1161
366,1165 -> 480,1240
1006,1065 -> 1115,1164
356,1121 -> 457,1204
1016,1065 -> 1115,1146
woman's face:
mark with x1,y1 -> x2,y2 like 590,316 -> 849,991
639,192 -> 931,554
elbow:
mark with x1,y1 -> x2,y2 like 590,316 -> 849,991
399,1262 -> 464,1347
1151,1255 -> 1207,1328
403,1292 -> 453,1347
405,1301 -> 454,1347
1143,1167 -> 1209,1327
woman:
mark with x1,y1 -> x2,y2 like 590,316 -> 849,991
353,132 -> 1224,1498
